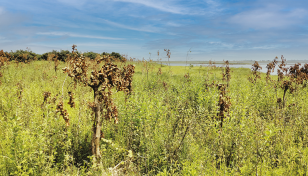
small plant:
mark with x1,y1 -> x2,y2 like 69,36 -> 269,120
164,49 -> 171,72
68,91 -> 75,108
164,49 -> 171,65
42,91 -> 51,105
56,101 -> 70,126
277,55 -> 288,82
249,61 -> 262,84
222,60 -> 231,86
157,68 -> 162,75
62,45 -> 135,160
216,84 -> 231,127
280,80 -> 293,108
265,57 -> 278,83
184,73 -> 191,82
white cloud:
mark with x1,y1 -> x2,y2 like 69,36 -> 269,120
251,45 -> 278,50
229,6 -> 307,29
112,0 -> 189,14
166,22 -> 181,27
97,18 -> 162,33
111,0 -> 222,15
37,32 -> 125,40
204,0 -> 222,14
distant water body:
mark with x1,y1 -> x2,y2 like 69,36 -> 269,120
163,62 -> 308,75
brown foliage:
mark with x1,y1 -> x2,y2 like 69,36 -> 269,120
56,101 -> 70,127
68,91 -> 75,108
42,92 -> 51,105
157,68 -> 162,75
249,61 -> 262,84
222,60 -> 231,86
217,84 -> 231,127
62,45 -> 135,159
266,57 -> 278,82
184,73 -> 191,82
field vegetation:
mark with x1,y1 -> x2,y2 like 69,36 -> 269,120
1,47 -> 308,175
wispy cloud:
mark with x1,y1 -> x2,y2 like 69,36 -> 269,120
112,0 -> 223,15
229,5 -> 308,29
37,32 -> 125,40
93,18 -> 162,33
112,0 -> 188,14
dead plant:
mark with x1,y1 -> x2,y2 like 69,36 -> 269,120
266,57 -> 278,83
249,61 -> 262,84
222,60 -> 231,86
216,84 -> 231,127
62,45 -> 135,160
68,91 -> 75,108
42,91 -> 51,105
56,101 -> 70,126
184,73 -> 191,82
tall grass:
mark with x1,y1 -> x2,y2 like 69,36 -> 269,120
1,57 -> 308,175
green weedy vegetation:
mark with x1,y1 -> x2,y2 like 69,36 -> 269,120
1,52 -> 308,175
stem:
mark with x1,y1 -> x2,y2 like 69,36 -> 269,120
283,88 -> 287,108
91,87 -> 102,159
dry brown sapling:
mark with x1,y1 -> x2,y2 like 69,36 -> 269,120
62,45 -> 135,160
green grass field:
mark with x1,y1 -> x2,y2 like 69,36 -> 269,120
1,60 -> 308,175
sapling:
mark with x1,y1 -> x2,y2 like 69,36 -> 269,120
62,45 -> 135,160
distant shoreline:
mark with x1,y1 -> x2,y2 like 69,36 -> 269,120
154,60 -> 308,65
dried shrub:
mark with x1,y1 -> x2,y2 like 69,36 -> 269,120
272,55 -> 308,108
42,92 -> 51,105
289,63 -> 308,85
62,45 -> 135,159
208,60 -> 216,68
56,101 -> 70,127
164,49 -> 171,68
118,64 -> 135,94
249,61 -> 262,84
51,94 -> 58,104
157,68 -> 162,75
266,57 -> 278,82
222,60 -> 231,86
184,73 -> 191,82
68,91 -> 75,108
217,84 -> 231,127
277,55 -> 288,81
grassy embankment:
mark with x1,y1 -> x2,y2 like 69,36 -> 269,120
1,60 -> 308,175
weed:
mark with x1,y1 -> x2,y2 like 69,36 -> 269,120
249,61 -> 262,84
62,45 -> 135,160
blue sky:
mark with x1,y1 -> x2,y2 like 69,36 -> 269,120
0,0 -> 308,61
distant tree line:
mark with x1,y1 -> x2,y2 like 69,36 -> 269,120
1,49 -> 125,62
